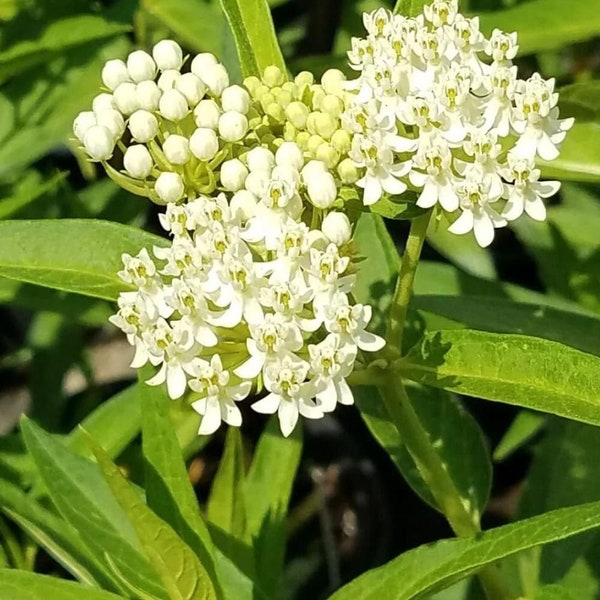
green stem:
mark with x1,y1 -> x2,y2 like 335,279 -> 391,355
381,381 -> 513,600
388,210 -> 432,353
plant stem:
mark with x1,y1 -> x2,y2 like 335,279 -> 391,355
387,210 -> 432,354
379,381 -> 513,600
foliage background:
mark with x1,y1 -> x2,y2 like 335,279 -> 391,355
0,0 -> 600,598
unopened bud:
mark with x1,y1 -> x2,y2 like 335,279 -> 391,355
113,82 -> 139,115
128,110 -> 158,142
337,158 -> 360,184
320,94 -> 345,117
175,73 -> 206,107
316,143 -> 340,169
135,81 -> 162,111
163,134 -> 190,165
294,71 -> 314,88
295,131 -> 311,150
246,147 -> 275,172
218,111 -> 248,142
155,172 -> 184,203
322,211 -> 352,245
127,50 -> 156,83
202,63 -> 229,96
314,112 -> 337,139
83,125 -> 115,161
221,85 -> 251,114
243,76 -> 261,96
331,129 -> 351,154
307,134 -> 325,155
152,40 -> 183,71
306,168 -> 337,208
92,93 -> 116,113
73,111 -> 96,142
124,144 -> 153,179
95,109 -> 125,139
321,69 -> 346,96
102,59 -> 130,91
190,53 -> 218,77
159,89 -> 189,121
275,141 -> 304,171
220,158 -> 249,191
263,65 -> 284,88
157,69 -> 180,91
230,189 -> 257,221
190,128 -> 219,160
265,103 -> 284,121
193,99 -> 221,129
285,101 -> 310,129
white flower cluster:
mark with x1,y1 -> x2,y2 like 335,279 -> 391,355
343,1 -> 573,246
109,140 -> 384,437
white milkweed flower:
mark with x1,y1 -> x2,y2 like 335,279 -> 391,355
155,172 -> 185,203
124,145 -> 153,179
152,40 -> 184,72
127,50 -> 157,83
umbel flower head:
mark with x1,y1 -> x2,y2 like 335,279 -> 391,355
73,0 -> 570,435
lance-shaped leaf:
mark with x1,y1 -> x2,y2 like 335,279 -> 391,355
219,0 -> 285,77
90,436 -> 218,600
0,219 -> 168,301
400,330 -> 600,426
330,501 -> 600,600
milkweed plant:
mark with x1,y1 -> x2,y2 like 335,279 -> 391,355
2,0 -> 600,599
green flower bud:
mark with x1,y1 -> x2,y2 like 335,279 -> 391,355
263,65 -> 284,87
259,92 -> 277,113
321,68 -> 346,96
295,131 -> 311,150
294,71 -> 314,88
283,122 -> 297,141
243,76 -> 261,95
310,85 -> 326,110
276,89 -> 293,108
266,102 -> 285,121
307,134 -> 325,155
285,101 -> 310,129
337,158 -> 360,184
331,129 -> 352,154
253,84 -> 270,102
314,112 -> 338,140
282,81 -> 298,97
320,94 -> 345,118
315,143 -> 340,170
306,111 -> 319,135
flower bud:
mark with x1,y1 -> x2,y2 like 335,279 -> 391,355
320,94 -> 344,117
73,111 -> 96,142
321,69 -> 346,96
113,82 -> 139,115
316,143 -> 340,169
190,128 -> 219,160
128,110 -> 158,142
245,169 -> 270,197
230,189 -> 258,221
307,134 -> 325,155
311,85 -> 327,109
275,89 -> 293,108
127,50 -> 156,83
314,112 -> 337,139
306,168 -> 337,208
337,158 -> 360,184
190,53 -> 218,77
246,147 -> 275,172
283,122 -> 297,141
135,80 -> 162,111
83,125 -> 115,161
92,93 -> 116,113
243,75 -> 261,96
295,131 -> 311,150
175,73 -> 207,107
285,101 -> 309,129
102,59 -> 130,91
263,65 -> 284,88
157,69 -> 180,91
265,103 -> 284,121
331,129 -> 351,154
159,89 -> 189,121
275,141 -> 303,171
301,159 -> 328,182
220,158 -> 249,191
218,111 -> 248,142
202,63 -> 229,97
294,71 -> 314,88
193,99 -> 221,129
163,134 -> 190,165
221,85 -> 251,114
155,172 -> 184,203
322,211 -> 352,245
124,144 -> 153,179
95,109 -> 125,139
152,40 -> 183,71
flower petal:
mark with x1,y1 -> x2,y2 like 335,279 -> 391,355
278,399 -> 299,437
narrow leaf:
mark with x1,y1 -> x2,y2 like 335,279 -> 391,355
330,501 -> 600,600
401,330 -> 600,426
0,219 -> 168,301
219,0 -> 286,77
493,410 -> 545,462
90,437 -> 219,600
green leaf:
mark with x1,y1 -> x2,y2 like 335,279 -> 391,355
91,437 -> 218,600
538,123 -> 600,183
66,384 -> 141,460
219,0 -> 286,77
244,418 -> 302,596
0,570 -> 126,600
493,410 -> 545,462
208,427 -> 246,539
0,480 -> 114,589
142,0 -> 226,57
330,501 -> 600,600
0,15 -> 129,84
356,383 -> 491,522
478,0 -> 600,55
139,369 -> 219,589
394,0 -> 428,18
20,417 -> 168,600
412,296 -> 600,356
401,330 -> 600,426
536,585 -> 577,600
0,171 -> 66,219
0,219 -> 168,301
559,82 -> 600,122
